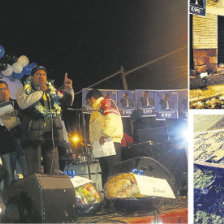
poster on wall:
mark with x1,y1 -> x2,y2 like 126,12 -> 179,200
117,90 -> 136,117
82,88 -> 93,114
189,0 -> 206,17
99,89 -> 117,102
178,90 -> 188,120
82,89 -> 118,114
135,90 -> 156,117
155,90 -> 178,120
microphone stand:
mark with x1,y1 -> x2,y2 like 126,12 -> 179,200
82,112 -> 91,180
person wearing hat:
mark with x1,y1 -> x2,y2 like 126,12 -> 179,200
16,66 -> 74,175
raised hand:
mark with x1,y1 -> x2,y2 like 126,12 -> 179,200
64,73 -> 73,88
99,136 -> 106,145
39,80 -> 48,92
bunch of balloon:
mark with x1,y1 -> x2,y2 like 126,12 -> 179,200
0,44 -> 38,81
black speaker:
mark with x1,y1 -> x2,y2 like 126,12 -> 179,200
1,174 -> 77,223
107,157 -> 176,212
135,126 -> 169,144
112,156 -> 176,189
121,141 -> 164,161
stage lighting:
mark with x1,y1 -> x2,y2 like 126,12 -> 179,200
72,136 -> 79,143
170,121 -> 188,149
68,132 -> 84,147
181,127 -> 189,142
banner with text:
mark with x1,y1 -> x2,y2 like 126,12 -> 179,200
135,90 -> 156,117
82,88 -> 186,120
155,90 -> 178,120
117,90 -> 136,117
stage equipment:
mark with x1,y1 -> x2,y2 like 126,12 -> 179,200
1,174 -> 77,223
135,126 -> 170,144
65,160 -> 103,192
66,108 -> 92,178
121,140 -> 163,161
112,156 -> 175,187
122,142 -> 187,196
105,156 -> 176,212
65,108 -> 102,190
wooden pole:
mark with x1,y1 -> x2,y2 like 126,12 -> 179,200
120,66 -> 128,90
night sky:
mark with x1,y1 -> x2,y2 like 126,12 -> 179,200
0,0 -> 187,107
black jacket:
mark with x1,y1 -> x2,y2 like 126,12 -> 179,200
17,85 -> 74,146
0,100 -> 20,155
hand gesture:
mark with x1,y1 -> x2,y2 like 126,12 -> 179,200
99,136 -> 106,145
39,81 -> 48,92
64,73 -> 73,88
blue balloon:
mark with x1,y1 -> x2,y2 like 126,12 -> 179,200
13,71 -> 24,80
23,65 -> 32,75
29,62 -> 38,68
0,45 -> 5,59
131,168 -> 138,174
23,62 -> 38,76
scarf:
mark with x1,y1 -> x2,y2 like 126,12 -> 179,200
23,77 -> 61,117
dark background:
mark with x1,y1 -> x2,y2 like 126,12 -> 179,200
0,0 -> 187,108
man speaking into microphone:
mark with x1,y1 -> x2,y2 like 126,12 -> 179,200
16,66 -> 74,175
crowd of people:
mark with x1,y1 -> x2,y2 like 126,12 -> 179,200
0,67 -> 124,190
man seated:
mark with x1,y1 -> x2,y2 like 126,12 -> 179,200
16,66 -> 74,175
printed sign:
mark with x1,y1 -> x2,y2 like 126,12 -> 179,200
100,89 -> 117,102
117,90 -> 136,117
178,90 -> 188,120
136,90 -> 156,117
82,89 -> 118,114
92,138 -> 116,158
155,90 -> 178,120
70,176 -> 92,188
82,88 -> 93,114
134,175 -> 175,199
190,0 -> 206,17
82,88 -> 186,120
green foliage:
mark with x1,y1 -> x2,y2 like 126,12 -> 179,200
194,168 -> 214,190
